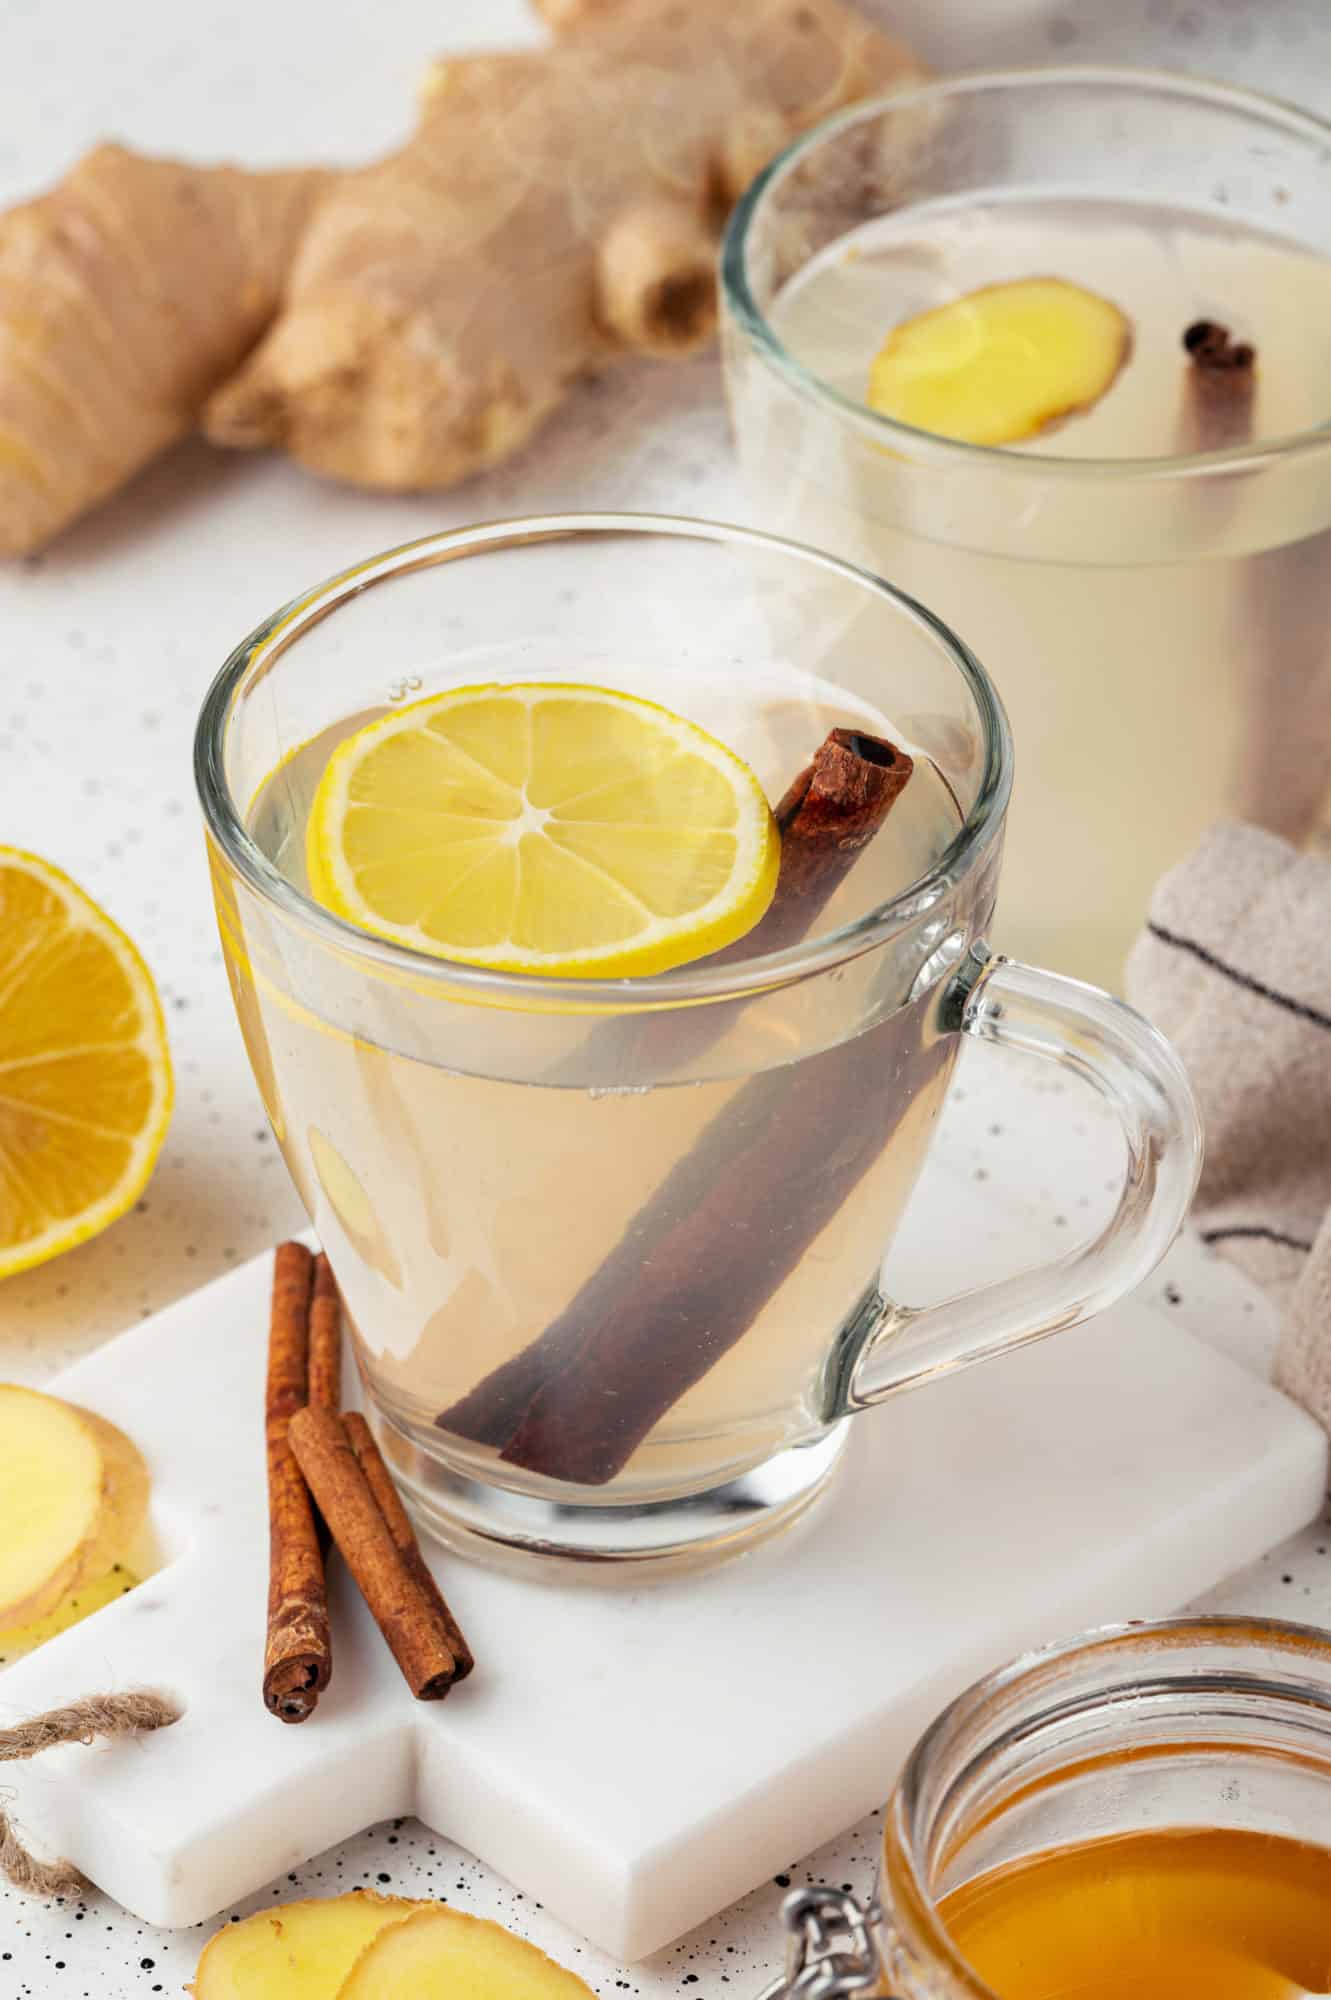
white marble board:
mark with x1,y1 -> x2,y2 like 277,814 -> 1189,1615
3,1156 -> 1324,1963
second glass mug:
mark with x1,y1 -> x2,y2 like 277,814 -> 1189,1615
196,516 -> 1201,1567
720,68 -> 1331,989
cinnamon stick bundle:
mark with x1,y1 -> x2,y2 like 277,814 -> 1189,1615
288,1406 -> 464,1700
438,728 -> 918,1483
264,1244 -> 473,1714
263,1243 -> 332,1722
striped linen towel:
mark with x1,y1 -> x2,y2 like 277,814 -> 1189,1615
1126,822 -> 1331,1432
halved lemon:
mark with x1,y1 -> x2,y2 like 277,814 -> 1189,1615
0,851 -> 173,1278
305,684 -> 780,977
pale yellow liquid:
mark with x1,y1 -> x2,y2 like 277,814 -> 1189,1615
747,196 -> 1331,986
231,668 -> 963,1502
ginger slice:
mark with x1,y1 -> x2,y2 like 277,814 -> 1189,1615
867,276 -> 1131,446
191,1893 -> 416,1998
0,1385 -> 148,1627
338,1905 -> 597,2000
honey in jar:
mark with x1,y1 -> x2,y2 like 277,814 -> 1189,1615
939,1827 -> 1331,2000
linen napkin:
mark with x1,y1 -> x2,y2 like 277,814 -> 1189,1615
1124,822 -> 1331,1429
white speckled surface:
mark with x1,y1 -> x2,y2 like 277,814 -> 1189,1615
2,2 -> 1331,1995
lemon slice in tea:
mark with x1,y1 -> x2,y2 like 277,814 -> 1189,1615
305,684 -> 780,977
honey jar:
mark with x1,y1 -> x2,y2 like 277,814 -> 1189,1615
761,1618 -> 1331,1998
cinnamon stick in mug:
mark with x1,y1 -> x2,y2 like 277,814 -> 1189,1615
437,729 -> 914,1476
713,727 -> 914,960
263,1242 -> 332,1723
544,728 -> 917,1089
1179,318 -> 1255,453
1174,321 -> 1330,842
505,1016 -> 945,1485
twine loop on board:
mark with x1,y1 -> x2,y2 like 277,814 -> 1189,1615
0,1691 -> 180,1896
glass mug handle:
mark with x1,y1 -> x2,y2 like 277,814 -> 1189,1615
825,949 -> 1203,1417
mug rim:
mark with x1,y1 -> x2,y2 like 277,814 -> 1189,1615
720,63 -> 1331,478
884,1612 -> 1331,2000
194,511 -> 1011,1010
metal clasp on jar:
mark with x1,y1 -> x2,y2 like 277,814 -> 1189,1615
755,1885 -> 883,2000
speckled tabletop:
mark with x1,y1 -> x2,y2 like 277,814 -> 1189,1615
3,2 -> 1331,1995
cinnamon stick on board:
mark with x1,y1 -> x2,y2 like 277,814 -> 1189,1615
343,1411 -> 474,1683
288,1405 -> 461,1700
437,729 -> 917,1481
263,1242 -> 333,1723
307,1252 -> 343,1412
305,1252 -> 343,1561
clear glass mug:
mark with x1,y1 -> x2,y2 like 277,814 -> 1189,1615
720,68 -> 1331,988
195,515 -> 1200,1569
760,1616 -> 1331,2000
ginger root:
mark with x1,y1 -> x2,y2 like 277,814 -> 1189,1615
0,146 -> 329,555
205,0 -> 918,490
0,0 -> 914,549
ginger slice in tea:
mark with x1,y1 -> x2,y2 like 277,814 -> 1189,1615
867,276 -> 1131,446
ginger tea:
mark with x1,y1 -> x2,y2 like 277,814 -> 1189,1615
230,663 -> 963,1506
940,1827 -> 1331,2000
732,191 -> 1331,985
